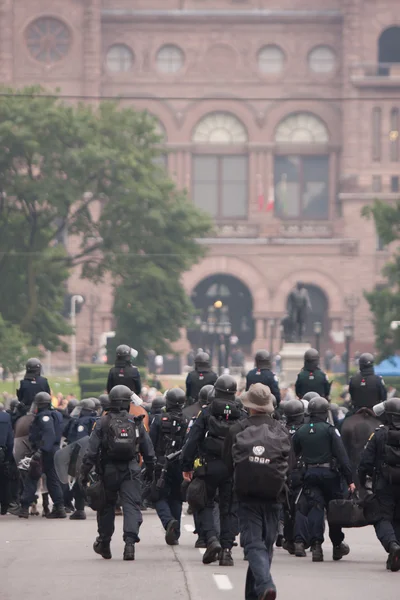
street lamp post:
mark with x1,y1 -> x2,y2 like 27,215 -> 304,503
313,321 -> 322,354
269,319 -> 276,356
344,324 -> 354,383
70,294 -> 84,374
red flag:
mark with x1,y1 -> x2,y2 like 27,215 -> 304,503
266,185 -> 275,212
256,174 -> 264,211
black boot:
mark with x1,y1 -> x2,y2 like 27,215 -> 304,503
18,506 -> 29,519
332,542 -> 350,561
69,510 -> 86,520
7,502 -> 20,516
42,493 -> 50,517
123,542 -> 135,561
388,542 -> 400,572
93,538 -> 112,559
294,542 -> 306,557
202,537 -> 222,565
46,504 -> 67,519
219,549 -> 234,566
165,519 -> 179,546
312,542 -> 324,562
283,540 -> 295,555
195,537 -> 207,549
275,534 -> 284,548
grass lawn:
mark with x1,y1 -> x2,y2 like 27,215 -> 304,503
0,376 -> 80,400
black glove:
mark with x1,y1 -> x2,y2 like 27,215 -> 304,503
32,451 -> 42,462
144,464 -> 154,483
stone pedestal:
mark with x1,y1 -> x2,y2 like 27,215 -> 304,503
279,342 -> 311,386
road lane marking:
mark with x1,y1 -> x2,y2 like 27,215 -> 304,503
184,524 -> 195,533
198,548 -> 206,555
213,574 -> 233,591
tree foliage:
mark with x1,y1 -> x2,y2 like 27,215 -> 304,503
0,86 -> 211,356
362,200 -> 400,358
0,316 -> 33,380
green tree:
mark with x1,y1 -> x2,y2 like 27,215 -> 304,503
0,315 -> 34,385
0,87 -> 211,356
363,200 -> 400,358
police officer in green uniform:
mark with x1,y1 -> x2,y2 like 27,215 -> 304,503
349,353 -> 386,412
358,398 -> 400,571
295,349 -> 330,399
293,397 -> 355,562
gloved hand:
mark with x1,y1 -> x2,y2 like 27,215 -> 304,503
144,464 -> 154,483
32,451 -> 42,462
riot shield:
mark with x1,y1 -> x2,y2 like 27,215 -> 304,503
54,436 -> 90,484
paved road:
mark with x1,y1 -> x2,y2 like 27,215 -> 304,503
1,508 -> 398,600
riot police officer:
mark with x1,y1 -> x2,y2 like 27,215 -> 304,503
80,385 -> 155,561
0,409 -> 14,514
17,358 -> 51,412
349,353 -> 386,411
295,349 -> 330,399
150,388 -> 188,545
99,394 -> 111,415
282,400 -> 309,556
107,345 -> 141,395
182,374 -> 242,567
64,398 -> 98,520
293,397 -> 355,562
18,392 -> 66,519
246,350 -> 281,406
358,398 -> 400,571
185,352 -> 217,406
183,384 -> 214,422
150,395 -> 166,426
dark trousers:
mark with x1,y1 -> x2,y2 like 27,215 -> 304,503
303,467 -> 344,546
21,452 -> 63,508
374,480 -> 400,552
194,503 -> 221,540
199,460 -> 238,549
72,481 -> 86,511
0,465 -> 11,510
155,470 -> 183,536
239,500 -> 280,600
284,485 -> 310,546
98,464 -> 143,544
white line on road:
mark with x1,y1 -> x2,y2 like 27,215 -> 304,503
184,524 -> 195,533
212,574 -> 233,591
198,548 -> 206,555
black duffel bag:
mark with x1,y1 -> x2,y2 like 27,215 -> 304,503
187,475 -> 207,512
328,493 -> 368,528
86,479 -> 106,512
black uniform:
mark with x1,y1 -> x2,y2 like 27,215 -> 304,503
349,368 -> 387,410
245,368 -> 281,406
150,410 -> 188,541
293,420 -> 352,549
21,408 -> 64,510
181,403 -> 241,552
17,376 -> 51,410
107,364 -> 141,396
185,370 -> 217,405
295,368 -> 330,399
0,411 -> 14,513
81,410 -> 154,547
359,425 -> 400,555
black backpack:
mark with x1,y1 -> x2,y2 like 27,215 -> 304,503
102,412 -> 139,461
382,428 -> 400,485
158,413 -> 187,456
233,421 -> 290,500
203,399 -> 241,458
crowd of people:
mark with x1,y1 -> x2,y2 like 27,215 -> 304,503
1,346 -> 400,600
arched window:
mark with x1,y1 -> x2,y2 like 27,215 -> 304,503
379,27 -> 400,66
274,113 -> 330,220
106,45 -> 134,73
192,113 -> 248,220
258,46 -> 285,74
372,107 -> 382,162
156,45 -> 184,73
26,18 -> 71,63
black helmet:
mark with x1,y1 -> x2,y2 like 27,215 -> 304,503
108,385 -> 132,409
165,388 -> 186,411
9,399 -> 20,412
284,399 -> 304,418
92,398 -> 101,412
214,374 -> 237,398
80,398 -> 96,412
255,349 -> 271,369
304,348 -> 319,369
195,351 -> 210,370
35,392 -> 52,409
151,395 -> 166,414
302,391 -> 320,402
26,357 -> 42,375
116,345 -> 131,359
207,387 -> 215,404
99,394 -> 110,411
67,398 -> 79,414
199,384 -> 214,404
308,396 -> 329,417
359,353 -> 374,370
384,398 -> 400,415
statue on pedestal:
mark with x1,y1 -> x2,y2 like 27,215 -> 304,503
285,282 -> 312,343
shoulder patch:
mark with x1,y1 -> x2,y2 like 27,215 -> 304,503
92,421 -> 97,430
274,374 -> 279,382
335,429 -> 341,437
42,416 -> 50,422
77,425 -> 84,432
368,432 -> 375,441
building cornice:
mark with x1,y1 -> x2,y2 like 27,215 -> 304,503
101,9 -> 342,25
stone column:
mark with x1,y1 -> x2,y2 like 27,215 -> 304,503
83,0 -> 101,99
0,0 -> 13,84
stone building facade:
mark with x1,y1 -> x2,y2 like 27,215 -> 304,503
3,0 -> 400,365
